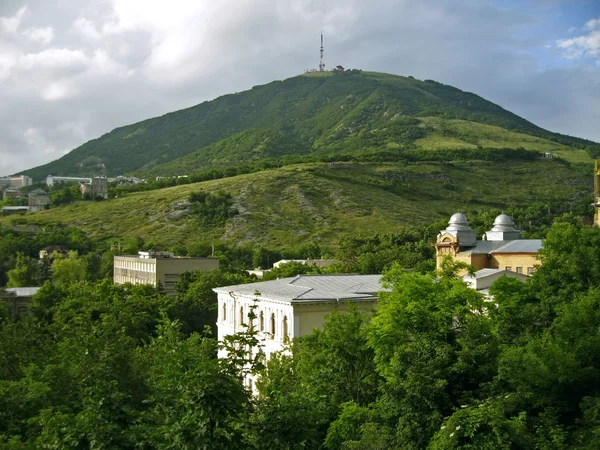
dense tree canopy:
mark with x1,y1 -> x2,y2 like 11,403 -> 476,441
2,218 -> 600,448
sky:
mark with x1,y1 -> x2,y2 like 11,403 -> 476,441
0,0 -> 599,177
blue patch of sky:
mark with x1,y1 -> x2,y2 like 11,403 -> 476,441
489,0 -> 600,68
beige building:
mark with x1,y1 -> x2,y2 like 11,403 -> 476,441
214,274 -> 384,388
114,251 -> 219,297
434,213 -> 541,275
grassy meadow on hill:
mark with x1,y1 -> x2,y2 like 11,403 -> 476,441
5,158 -> 592,249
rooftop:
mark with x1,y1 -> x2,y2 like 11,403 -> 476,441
2,287 -> 41,297
460,239 -> 542,254
213,274 -> 386,303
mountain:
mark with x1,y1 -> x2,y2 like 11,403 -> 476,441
22,70 -> 599,180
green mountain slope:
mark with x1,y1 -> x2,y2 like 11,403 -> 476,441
6,158 -> 591,249
23,71 -> 598,180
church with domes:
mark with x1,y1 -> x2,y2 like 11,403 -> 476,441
434,213 -> 542,275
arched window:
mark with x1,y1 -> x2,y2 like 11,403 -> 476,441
222,303 -> 227,322
259,311 -> 264,331
282,316 -> 289,343
270,313 -> 276,339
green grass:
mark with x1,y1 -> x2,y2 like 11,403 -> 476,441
416,118 -> 573,150
3,159 -> 591,249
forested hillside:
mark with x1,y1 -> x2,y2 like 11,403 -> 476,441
22,70 -> 599,180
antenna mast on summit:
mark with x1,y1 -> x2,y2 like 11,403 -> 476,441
319,32 -> 325,71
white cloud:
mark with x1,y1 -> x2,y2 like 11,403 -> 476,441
585,17 -> 600,30
23,127 -> 57,155
73,17 -> 103,40
0,6 -> 26,35
17,48 -> 88,70
557,29 -> 600,60
0,53 -> 16,80
1,0 -> 600,177
41,81 -> 75,101
22,26 -> 54,44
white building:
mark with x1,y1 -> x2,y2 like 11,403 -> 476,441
463,268 -> 529,297
46,175 -> 91,187
0,175 -> 32,190
214,274 -> 385,387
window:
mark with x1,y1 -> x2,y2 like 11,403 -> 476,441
270,313 -> 276,339
222,303 -> 227,322
259,311 -> 264,331
516,267 -> 523,274
239,307 -> 244,326
505,266 -> 512,272
527,267 -> 534,275
283,316 -> 289,343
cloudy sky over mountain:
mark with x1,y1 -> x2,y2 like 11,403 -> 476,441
0,0 -> 599,176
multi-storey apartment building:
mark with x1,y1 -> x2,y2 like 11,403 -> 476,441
114,251 -> 219,297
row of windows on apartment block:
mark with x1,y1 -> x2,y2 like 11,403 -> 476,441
221,303 -> 290,342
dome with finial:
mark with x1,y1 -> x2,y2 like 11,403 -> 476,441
447,212 -> 471,230
438,212 -> 476,246
485,214 -> 521,241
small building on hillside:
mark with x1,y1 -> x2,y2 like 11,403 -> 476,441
214,274 -> 385,389
272,259 -> 339,269
114,251 -> 219,298
0,287 -> 41,315
80,176 -> 108,200
3,189 -> 25,200
434,213 -> 541,274
39,245 -> 69,260
28,189 -> 50,212
1,206 -> 29,216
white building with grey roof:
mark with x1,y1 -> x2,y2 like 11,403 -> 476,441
213,274 -> 385,387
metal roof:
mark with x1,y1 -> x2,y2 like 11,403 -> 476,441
471,268 -> 506,278
459,241 -> 508,254
491,239 -> 543,254
4,287 -> 41,297
213,274 -> 386,303
1,206 -> 29,211
460,239 -> 542,255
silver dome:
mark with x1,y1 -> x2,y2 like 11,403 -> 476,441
491,214 -> 518,232
447,213 -> 472,231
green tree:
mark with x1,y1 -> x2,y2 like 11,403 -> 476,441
173,269 -> 256,336
363,264 -> 496,448
135,318 -> 249,449
51,251 -> 87,286
6,253 -> 41,287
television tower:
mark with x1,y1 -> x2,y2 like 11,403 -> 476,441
319,32 -> 325,72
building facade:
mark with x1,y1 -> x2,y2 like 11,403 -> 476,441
28,189 -> 50,212
0,287 -> 41,315
114,251 -> 219,297
434,213 -> 541,274
80,177 -> 108,199
214,274 -> 384,389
